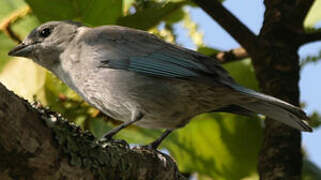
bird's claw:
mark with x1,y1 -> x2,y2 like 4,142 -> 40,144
139,141 -> 159,150
98,136 -> 129,149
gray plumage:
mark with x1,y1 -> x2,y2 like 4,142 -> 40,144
8,21 -> 312,139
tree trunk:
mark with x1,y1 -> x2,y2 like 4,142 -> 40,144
253,0 -> 314,179
0,83 -> 185,180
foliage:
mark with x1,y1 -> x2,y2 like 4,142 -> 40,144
304,0 -> 321,27
0,0 -> 320,179
301,48 -> 321,66
117,0 -> 187,30
309,111 -> 321,128
25,0 -> 123,26
303,159 -> 321,180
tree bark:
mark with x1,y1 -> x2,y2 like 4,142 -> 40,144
0,83 -> 185,180
214,47 -> 248,63
254,1 -> 314,179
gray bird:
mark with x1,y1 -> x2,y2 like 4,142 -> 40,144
8,21 -> 312,149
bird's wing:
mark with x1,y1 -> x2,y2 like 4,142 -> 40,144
81,26 -> 234,83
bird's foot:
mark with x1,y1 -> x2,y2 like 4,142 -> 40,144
139,129 -> 172,150
140,141 -> 161,150
99,135 -> 129,149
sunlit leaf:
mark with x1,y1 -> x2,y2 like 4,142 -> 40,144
0,12 -> 43,102
117,126 -> 163,146
240,173 -> 259,180
123,0 -> 135,15
304,0 -> 321,27
89,117 -> 113,138
0,0 -> 26,22
149,26 -> 176,43
166,114 -> 262,179
10,14 -> 40,37
182,9 -> 204,47
0,59 -> 46,102
223,58 -> 258,90
0,1 -> 35,71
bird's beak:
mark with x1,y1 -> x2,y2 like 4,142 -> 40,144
8,43 -> 33,57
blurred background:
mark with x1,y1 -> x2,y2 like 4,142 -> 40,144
0,0 -> 320,179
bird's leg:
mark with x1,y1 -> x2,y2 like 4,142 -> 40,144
143,129 -> 173,149
102,111 -> 144,140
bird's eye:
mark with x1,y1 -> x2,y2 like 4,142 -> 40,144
39,28 -> 51,38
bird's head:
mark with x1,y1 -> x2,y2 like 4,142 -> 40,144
8,20 -> 82,69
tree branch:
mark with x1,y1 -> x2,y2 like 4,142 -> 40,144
192,0 -> 259,56
213,47 -> 248,63
0,6 -> 31,43
0,83 -> 185,180
298,31 -> 321,45
293,0 -> 315,23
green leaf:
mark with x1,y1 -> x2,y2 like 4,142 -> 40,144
0,32 -> 15,71
81,0 -> 123,26
11,14 -> 40,37
25,0 -> 123,26
0,59 -> 46,102
44,73 -> 91,121
303,159 -> 321,180
182,10 -> 204,47
89,117 -> 113,138
223,58 -> 259,90
304,0 -> 321,27
117,1 -> 186,30
166,114 -> 262,179
300,49 -> 321,66
117,126 -> 163,145
0,0 -> 26,22
44,72 -> 77,111
309,111 -> 321,128
163,8 -> 185,24
197,46 -> 221,56
0,0 -> 35,71
0,13 -> 44,102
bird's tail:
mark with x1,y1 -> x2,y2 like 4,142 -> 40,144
228,84 -> 312,132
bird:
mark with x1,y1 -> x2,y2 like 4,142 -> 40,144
8,20 -> 312,149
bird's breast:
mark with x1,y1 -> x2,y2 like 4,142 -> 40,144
77,68 -> 200,127
60,67 -> 229,129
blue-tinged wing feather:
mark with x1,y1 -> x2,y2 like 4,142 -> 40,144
128,55 -> 200,77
